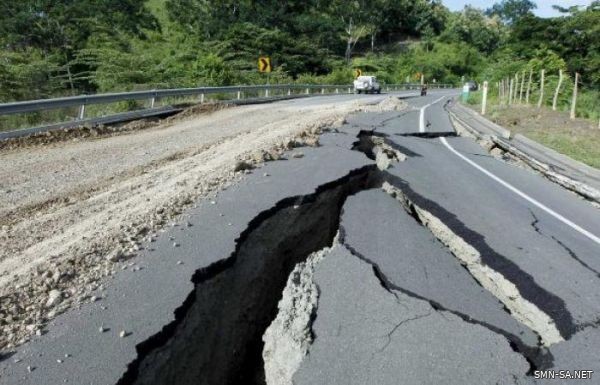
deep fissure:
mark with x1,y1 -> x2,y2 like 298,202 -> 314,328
395,131 -> 458,138
353,127 -> 573,343
382,173 -> 576,340
352,130 -> 421,160
116,165 -> 380,385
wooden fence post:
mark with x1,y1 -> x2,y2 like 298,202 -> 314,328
498,82 -> 502,104
482,81 -> 489,115
525,68 -> 533,105
552,69 -> 564,111
519,71 -> 525,103
513,76 -> 518,105
509,77 -> 514,105
537,69 -> 545,108
513,73 -> 519,104
570,72 -> 579,120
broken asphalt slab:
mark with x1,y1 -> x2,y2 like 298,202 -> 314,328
292,244 -> 533,385
339,189 -> 541,353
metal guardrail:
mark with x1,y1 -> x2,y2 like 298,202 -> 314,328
0,83 -> 453,139
0,83 -> 453,116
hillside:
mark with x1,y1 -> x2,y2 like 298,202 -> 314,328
0,0 -> 598,106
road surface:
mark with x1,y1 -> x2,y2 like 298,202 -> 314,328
1,91 -> 599,385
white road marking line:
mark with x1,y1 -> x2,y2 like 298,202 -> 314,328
419,96 -> 447,133
440,137 -> 600,246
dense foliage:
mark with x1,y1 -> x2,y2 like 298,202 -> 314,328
0,0 -> 598,102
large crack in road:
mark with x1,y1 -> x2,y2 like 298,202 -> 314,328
116,127 -> 567,384
117,165 -> 380,385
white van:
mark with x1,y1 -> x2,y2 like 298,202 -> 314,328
353,76 -> 381,94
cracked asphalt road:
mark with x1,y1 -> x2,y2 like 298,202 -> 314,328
2,91 -> 600,384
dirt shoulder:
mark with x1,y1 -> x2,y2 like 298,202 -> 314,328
467,103 -> 600,169
0,95 -> 406,351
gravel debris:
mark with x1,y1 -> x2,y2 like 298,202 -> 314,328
45,289 -> 63,308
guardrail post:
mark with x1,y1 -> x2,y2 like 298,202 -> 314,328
335,88 -> 339,94
149,90 -> 156,108
288,89 -> 291,96
305,88 -> 309,95
348,87 -> 351,94
265,88 -> 269,97
321,88 -> 325,94
78,104 -> 86,120
200,93 -> 205,104
237,90 -> 241,100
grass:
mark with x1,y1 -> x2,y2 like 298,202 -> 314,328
464,91 -> 600,169
517,126 -> 600,169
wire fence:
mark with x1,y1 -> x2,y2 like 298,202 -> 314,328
476,68 -> 600,128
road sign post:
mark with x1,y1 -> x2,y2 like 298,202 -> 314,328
258,56 -> 272,97
258,57 -> 271,73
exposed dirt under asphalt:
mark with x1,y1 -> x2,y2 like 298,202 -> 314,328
0,95 -> 406,352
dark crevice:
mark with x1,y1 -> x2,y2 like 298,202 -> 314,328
529,209 -> 600,279
382,174 -> 576,341
351,129 -> 422,159
395,131 -> 458,138
116,165 -> 380,385
339,233 -> 554,372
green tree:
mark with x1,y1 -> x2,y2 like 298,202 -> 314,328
440,6 -> 505,54
487,0 -> 537,24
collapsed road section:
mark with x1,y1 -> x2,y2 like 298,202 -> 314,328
1,92 -> 600,385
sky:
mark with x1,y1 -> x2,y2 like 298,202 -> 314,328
443,0 -> 593,17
